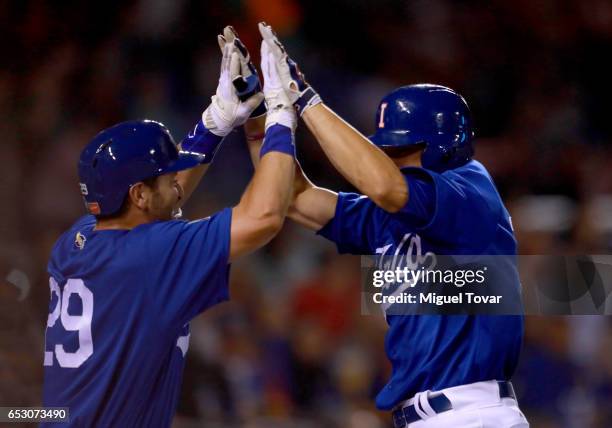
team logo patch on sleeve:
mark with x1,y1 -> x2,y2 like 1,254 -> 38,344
75,232 -> 87,250
79,183 -> 88,195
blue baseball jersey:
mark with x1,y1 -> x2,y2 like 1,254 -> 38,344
318,160 -> 523,410
42,208 -> 232,427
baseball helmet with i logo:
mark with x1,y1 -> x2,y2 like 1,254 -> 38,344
369,84 -> 474,172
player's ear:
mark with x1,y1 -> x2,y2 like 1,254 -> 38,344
127,182 -> 149,211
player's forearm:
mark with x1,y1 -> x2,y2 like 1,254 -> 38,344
241,102 -> 293,226
242,151 -> 294,221
288,184 -> 337,230
244,116 -> 266,169
286,163 -> 337,230
247,124 -> 296,220
303,104 -> 408,212
245,120 -> 332,230
230,151 -> 294,261
230,124 -> 296,260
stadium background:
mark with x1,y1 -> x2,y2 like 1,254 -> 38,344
1,0 -> 612,426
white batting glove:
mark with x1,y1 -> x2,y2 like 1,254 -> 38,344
217,26 -> 266,118
203,40 -> 265,137
258,22 -> 322,116
260,35 -> 297,132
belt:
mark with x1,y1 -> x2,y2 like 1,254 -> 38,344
392,381 -> 516,428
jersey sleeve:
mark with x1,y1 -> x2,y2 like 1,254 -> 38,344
316,170 -> 436,254
401,166 -> 496,245
144,207 -> 232,327
316,192 -> 381,255
393,169 -> 436,227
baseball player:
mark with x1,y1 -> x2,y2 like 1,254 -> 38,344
251,24 -> 529,427
42,27 -> 298,427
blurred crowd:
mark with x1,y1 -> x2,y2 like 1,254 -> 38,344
1,0 -> 612,427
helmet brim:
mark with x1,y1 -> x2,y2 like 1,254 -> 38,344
369,130 -> 422,148
160,150 -> 207,174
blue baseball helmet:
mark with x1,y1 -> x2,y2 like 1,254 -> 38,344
369,84 -> 474,172
78,120 -> 205,216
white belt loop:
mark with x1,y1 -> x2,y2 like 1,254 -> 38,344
418,390 -> 438,417
419,390 -> 437,418
413,390 -> 436,420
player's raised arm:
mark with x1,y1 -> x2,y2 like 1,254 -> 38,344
243,109 -> 336,231
245,141 -> 337,231
175,26 -> 266,207
258,23 -> 408,214
229,28 -> 297,261
237,24 -> 336,232
301,104 -> 408,213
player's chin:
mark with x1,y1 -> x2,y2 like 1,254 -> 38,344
159,195 -> 182,221
160,212 -> 174,221
165,206 -> 179,221
155,204 -> 178,221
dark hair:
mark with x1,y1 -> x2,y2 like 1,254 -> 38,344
95,176 -> 159,220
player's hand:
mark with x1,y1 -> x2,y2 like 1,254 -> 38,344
202,33 -> 265,137
217,26 -> 266,118
258,22 -> 322,117
260,32 -> 297,132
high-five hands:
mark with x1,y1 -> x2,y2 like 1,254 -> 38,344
259,27 -> 297,132
201,22 -> 322,139
258,22 -> 322,116
202,27 -> 265,137
217,26 -> 267,116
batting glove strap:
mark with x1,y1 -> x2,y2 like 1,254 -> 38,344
234,74 -> 267,118
250,100 -> 268,118
260,123 -> 295,159
180,120 -> 224,164
285,56 -> 321,115
295,87 -> 322,117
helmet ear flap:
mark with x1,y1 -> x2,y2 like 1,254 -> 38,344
441,146 -> 454,163
421,141 -> 457,172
